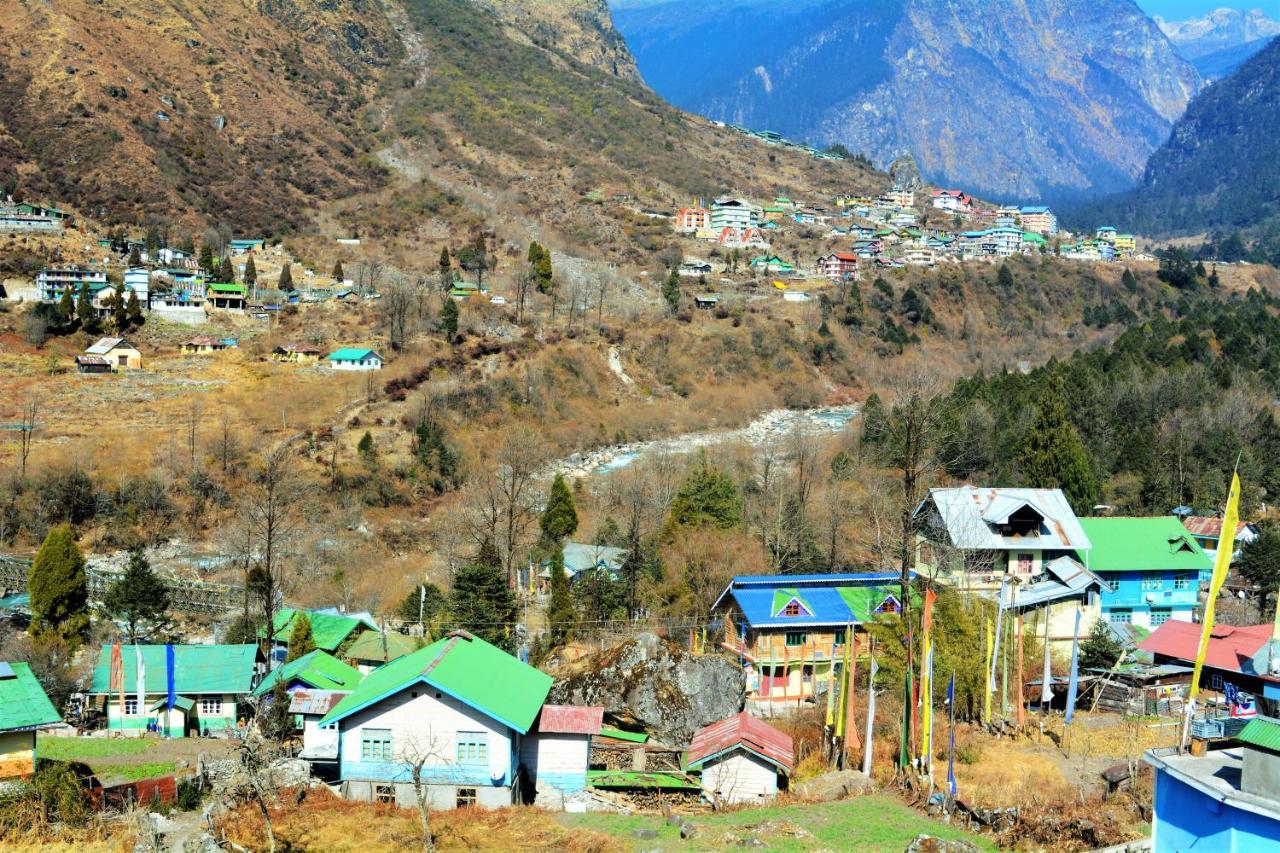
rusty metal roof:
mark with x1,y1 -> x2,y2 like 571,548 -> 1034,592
1182,516 -> 1256,539
536,704 -> 604,735
686,711 -> 794,773
288,688 -> 349,717
1139,620 -> 1272,674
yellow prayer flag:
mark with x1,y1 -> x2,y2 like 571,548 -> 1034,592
1190,472 -> 1241,701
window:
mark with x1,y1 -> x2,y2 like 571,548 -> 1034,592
200,696 -> 223,715
1174,576 -> 1193,591
1016,553 -> 1034,574
875,596 -> 901,614
784,631 -> 807,647
456,732 -> 488,765
834,629 -> 846,646
1151,609 -> 1172,626
1109,609 -> 1132,624
780,599 -> 809,617
361,728 -> 394,762
1100,577 -> 1119,593
374,784 -> 395,804
1141,577 -> 1164,591
1211,674 -> 1225,692
123,698 -> 138,716
456,787 -> 477,808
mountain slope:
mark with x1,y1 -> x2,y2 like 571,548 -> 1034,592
1076,36 -> 1280,239
1157,6 -> 1280,79
610,0 -> 1201,202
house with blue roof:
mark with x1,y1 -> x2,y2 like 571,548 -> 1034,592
327,348 -> 383,371
712,573 -> 914,701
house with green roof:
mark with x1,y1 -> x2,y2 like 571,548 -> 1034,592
343,630 -> 422,673
1078,517 -> 1212,630
88,644 -> 263,737
319,630 -> 556,809
252,650 -> 362,698
0,661 -> 61,781
268,608 -> 376,660
206,281 -> 247,310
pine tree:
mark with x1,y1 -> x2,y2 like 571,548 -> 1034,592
1079,618 -> 1124,670
1019,372 -> 1099,513
243,254 -> 257,285
76,281 -> 95,330
102,548 -> 170,643
28,524 -> 89,647
413,414 -> 460,493
440,297 -> 459,339
662,267 -> 681,315
220,257 -> 236,283
997,263 -> 1015,291
260,680 -> 295,741
332,259 -> 344,281
285,612 -> 316,662
278,263 -> 294,292
546,546 -> 576,646
666,457 -> 743,530
449,560 -> 517,651
357,431 -> 375,458
127,245 -> 142,267
57,286 -> 75,324
198,243 -> 215,273
126,289 -> 143,326
1121,268 -> 1138,292
111,288 -> 128,332
438,247 -> 452,293
540,472 -> 578,544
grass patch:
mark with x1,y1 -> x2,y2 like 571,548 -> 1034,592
558,796 -> 996,852
38,736 -> 157,761
93,761 -> 176,783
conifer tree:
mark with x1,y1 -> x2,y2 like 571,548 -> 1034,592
332,259 -> 344,282
997,263 -> 1015,291
128,245 -> 142,267
285,612 -> 316,662
440,296 -> 459,339
111,288 -> 128,331
438,247 -> 452,293
102,548 -> 170,643
540,472 -> 578,544
244,254 -> 257,285
662,267 -> 681,314
667,457 -> 743,530
126,289 -> 144,326
57,286 -> 74,325
278,263 -> 294,292
1121,268 -> 1138,292
198,243 -> 215,273
28,524 -> 89,647
1019,372 -> 1099,513
76,281 -> 95,330
546,546 -> 576,645
449,558 -> 517,652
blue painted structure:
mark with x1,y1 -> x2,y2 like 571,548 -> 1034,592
1147,748 -> 1280,853
1097,570 -> 1200,623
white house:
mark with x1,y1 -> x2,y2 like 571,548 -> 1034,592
686,712 -> 794,805
319,630 -> 555,810
519,705 -> 603,797
326,348 -> 383,371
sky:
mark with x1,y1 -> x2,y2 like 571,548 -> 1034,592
1136,0 -> 1280,20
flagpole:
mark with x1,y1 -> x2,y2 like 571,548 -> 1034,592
864,651 -> 878,777
1015,612 -> 1026,730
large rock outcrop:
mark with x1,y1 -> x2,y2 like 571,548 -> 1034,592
548,633 -> 744,746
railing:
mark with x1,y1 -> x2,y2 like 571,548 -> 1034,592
0,554 -> 243,614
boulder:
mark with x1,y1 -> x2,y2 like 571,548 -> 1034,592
904,835 -> 979,853
792,769 -> 875,802
889,154 -> 925,191
534,783 -> 565,811
548,633 -> 744,745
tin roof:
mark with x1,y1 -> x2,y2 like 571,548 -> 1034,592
917,486 -> 1091,551
1182,516 -> 1257,540
327,347 -> 381,361
1139,621 -> 1272,674
537,704 -> 604,735
269,608 -> 375,652
1077,517 -> 1211,573
0,661 -> 61,731
1238,717 -> 1280,752
75,355 -> 111,366
1008,556 -> 1103,610
287,688 -> 349,717
86,337 -> 133,355
89,645 -> 261,696
712,573 -> 916,628
343,630 -> 420,664
686,712 -> 794,772
252,650 -> 363,697
319,631 -> 552,733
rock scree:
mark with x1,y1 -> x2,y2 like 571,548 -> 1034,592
548,633 -> 745,745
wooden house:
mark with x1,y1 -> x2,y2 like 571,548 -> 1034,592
85,337 -> 142,370
180,336 -> 229,354
0,661 -> 61,781
686,712 -> 794,805
273,343 -> 323,364
712,573 -> 914,701
519,704 -> 603,796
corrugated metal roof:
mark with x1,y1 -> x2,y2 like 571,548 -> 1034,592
252,650 -> 363,697
343,630 -> 419,663
686,712 -> 794,772
1182,516 -> 1257,539
1008,556 -> 1103,610
0,661 -> 61,731
269,608 -> 375,652
1238,717 -> 1280,752
319,631 -> 552,734
537,704 -> 603,735
716,575 -> 915,629
288,688 -> 349,716
89,645 -> 261,696
1139,621 -> 1272,673
86,337 -> 131,355
918,486 -> 1091,551
598,726 -> 648,743
1077,517 -> 1212,573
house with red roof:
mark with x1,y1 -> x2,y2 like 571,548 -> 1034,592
686,712 -> 794,804
931,189 -> 972,214
1139,621 -> 1280,713
519,704 -> 603,796
817,252 -> 858,282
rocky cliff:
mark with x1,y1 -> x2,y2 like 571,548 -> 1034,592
472,0 -> 640,79
612,0 -> 1202,201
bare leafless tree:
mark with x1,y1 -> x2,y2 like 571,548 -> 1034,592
467,432 -> 546,584
354,258 -> 385,298
186,401 -> 202,470
216,413 -> 241,474
18,397 -> 37,478
401,733 -> 450,853
380,272 -> 427,351
243,448 -> 308,656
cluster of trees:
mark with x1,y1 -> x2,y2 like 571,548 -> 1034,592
26,280 -> 143,345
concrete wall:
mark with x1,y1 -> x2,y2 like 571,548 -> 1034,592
1154,765 -> 1280,852
701,751 -> 778,805
342,780 -> 513,810
336,685 -> 518,804
520,732 -> 588,794
0,730 -> 36,781
1243,747 -> 1280,801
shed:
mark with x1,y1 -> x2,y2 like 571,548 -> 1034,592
252,650 -> 363,697
75,355 -> 113,374
326,347 -> 383,371
520,704 -> 603,798
85,337 -> 142,370
0,661 -> 61,781
686,712 -> 794,804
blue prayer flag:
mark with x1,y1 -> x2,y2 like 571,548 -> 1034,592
947,670 -> 957,797
165,643 -> 176,711
1065,609 -> 1082,725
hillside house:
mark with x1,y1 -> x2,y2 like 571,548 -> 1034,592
1019,206 -> 1058,235
0,661 -> 61,782
1114,234 -> 1137,253
678,260 -> 713,278
931,190 -> 972,214
687,712 -> 794,805
1021,232 -> 1048,254
694,295 -> 719,310
710,197 -> 762,231
230,239 -> 266,255
268,608 -> 376,662
88,644 -> 263,737
85,337 -> 142,370
519,704 -> 603,796
1140,621 -> 1280,716
749,255 -> 794,274
0,207 -> 64,233
273,344 -> 323,364
882,190 -> 915,209
1078,517 -> 1212,629
155,269 -> 206,306
717,226 -> 769,249
207,282 -> 247,310
318,630 -> 554,809
252,650 -> 363,699
327,348 -> 384,371
987,225 -> 1024,257
343,631 -> 420,673
75,355 -> 113,374
904,248 -> 938,267
156,248 -> 196,268
674,207 -> 710,234
817,252 -> 858,281
124,268 -> 151,306
712,573 -> 914,700
180,336 -> 228,354
1182,516 -> 1260,563
1096,226 -> 1118,242
37,268 -> 108,302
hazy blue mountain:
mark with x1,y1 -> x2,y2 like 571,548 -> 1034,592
610,0 -> 1201,201
1157,6 -> 1280,80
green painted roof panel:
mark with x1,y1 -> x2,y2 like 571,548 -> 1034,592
319,632 -> 552,733
599,726 -> 649,743
1238,717 -> 1280,752
0,661 -> 61,731
269,608 -> 374,651
343,631 -> 420,663
89,645 -> 260,696
1077,517 -> 1213,573
252,650 -> 363,697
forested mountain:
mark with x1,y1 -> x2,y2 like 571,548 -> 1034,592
609,0 -> 1200,201
1076,36 -> 1280,255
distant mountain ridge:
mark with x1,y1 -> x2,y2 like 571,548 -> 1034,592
610,0 -> 1200,202
1156,6 -> 1280,78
